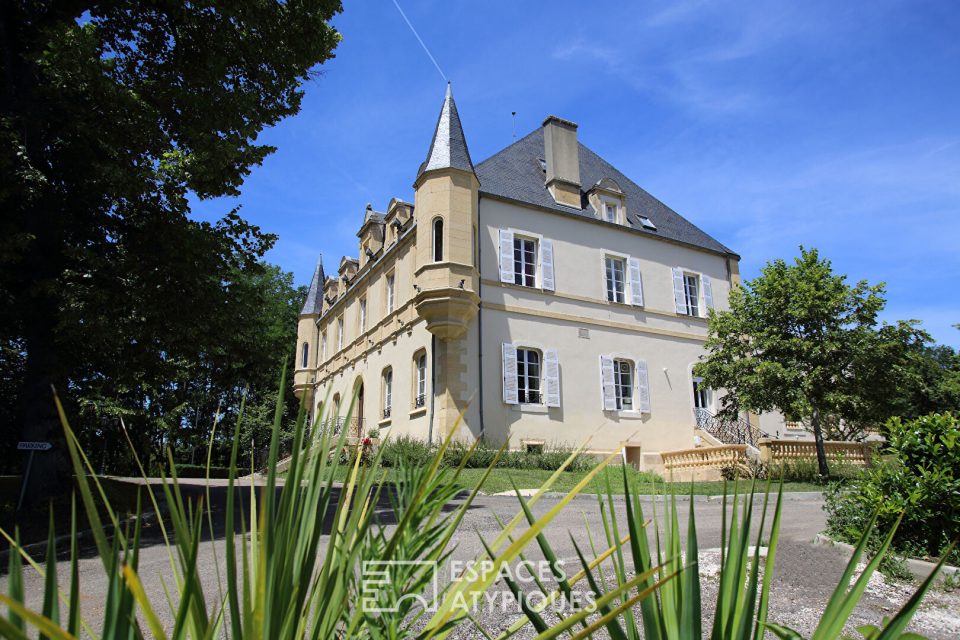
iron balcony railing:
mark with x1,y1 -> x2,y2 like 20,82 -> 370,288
316,416 -> 365,438
695,408 -> 769,447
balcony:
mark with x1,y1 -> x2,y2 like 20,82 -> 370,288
318,416 -> 366,438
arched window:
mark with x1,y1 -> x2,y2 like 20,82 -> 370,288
432,217 -> 444,262
301,341 -> 309,368
692,376 -> 711,411
382,367 -> 393,419
413,350 -> 427,408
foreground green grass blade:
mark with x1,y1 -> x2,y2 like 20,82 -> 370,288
621,465 -> 663,640
122,564 -> 169,640
0,596 -> 75,640
68,495 -> 80,637
875,541 -> 957,640
681,484 -> 701,640
6,528 -> 23,633
754,479 -> 784,639
812,512 -> 903,640
424,450 -> 621,638
42,508 -> 60,634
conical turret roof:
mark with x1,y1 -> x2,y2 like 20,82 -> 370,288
300,256 -> 325,316
418,83 -> 475,178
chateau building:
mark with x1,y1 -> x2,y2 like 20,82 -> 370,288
294,85 -> 792,469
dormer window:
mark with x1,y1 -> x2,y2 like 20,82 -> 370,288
588,179 -> 626,226
604,202 -> 618,223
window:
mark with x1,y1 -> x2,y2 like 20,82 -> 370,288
386,273 -> 395,313
359,298 -> 367,333
321,332 -> 327,361
433,218 -> 444,262
693,377 -> 710,410
382,368 -> 393,419
301,342 -> 309,369
513,237 -> 537,287
683,274 -> 700,317
602,356 -> 650,413
337,317 -> 344,350
605,256 -> 626,303
638,216 -> 657,230
414,351 -> 427,408
604,202 -> 617,223
613,359 -> 633,410
516,348 -> 541,404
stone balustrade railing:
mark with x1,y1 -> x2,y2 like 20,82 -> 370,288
758,439 -> 877,467
662,444 -> 748,471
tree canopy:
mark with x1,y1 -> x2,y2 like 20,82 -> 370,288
0,1 -> 342,503
695,248 -> 934,476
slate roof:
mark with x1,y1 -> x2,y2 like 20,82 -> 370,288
417,83 -> 475,178
475,128 -> 736,257
300,256 -> 325,316
357,205 -> 386,237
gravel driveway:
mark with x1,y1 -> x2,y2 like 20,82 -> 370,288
4,480 -> 958,638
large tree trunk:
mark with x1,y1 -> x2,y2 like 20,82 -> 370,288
810,407 -> 830,479
18,291 -> 68,511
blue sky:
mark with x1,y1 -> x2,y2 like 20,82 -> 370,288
191,0 -> 960,347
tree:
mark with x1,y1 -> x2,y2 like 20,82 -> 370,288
0,1 -> 341,505
695,248 -> 928,477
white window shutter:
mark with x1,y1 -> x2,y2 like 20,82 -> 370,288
635,359 -> 651,414
600,355 -> 616,411
502,343 -> 518,405
628,257 -> 644,306
499,229 -> 514,284
544,348 -> 560,407
672,267 -> 686,314
702,275 -> 714,311
541,238 -> 555,291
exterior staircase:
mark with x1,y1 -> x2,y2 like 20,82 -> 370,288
694,408 -> 768,457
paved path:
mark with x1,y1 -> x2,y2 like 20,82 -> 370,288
4,481 -> 958,638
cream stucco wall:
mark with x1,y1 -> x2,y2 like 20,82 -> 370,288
474,197 -> 739,454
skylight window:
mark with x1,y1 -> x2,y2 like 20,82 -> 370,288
639,216 -> 657,231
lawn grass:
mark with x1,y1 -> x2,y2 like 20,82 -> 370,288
322,464 -> 822,496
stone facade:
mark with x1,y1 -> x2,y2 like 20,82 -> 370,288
293,84 -> 789,467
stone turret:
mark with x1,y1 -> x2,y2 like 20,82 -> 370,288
411,83 -> 481,439
294,256 -> 325,400
412,83 -> 480,340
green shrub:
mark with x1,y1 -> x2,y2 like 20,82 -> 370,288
175,463 -> 232,478
825,413 -> 960,564
388,436 -> 589,472
379,434 -> 435,468
767,456 -> 862,483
